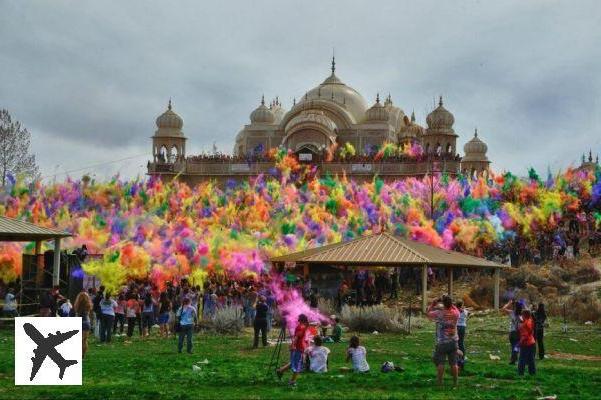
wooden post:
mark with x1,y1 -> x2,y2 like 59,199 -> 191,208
52,237 -> 61,287
421,264 -> 428,313
494,267 -> 500,311
447,267 -> 454,297
35,241 -> 43,286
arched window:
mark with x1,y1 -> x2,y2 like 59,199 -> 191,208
159,146 -> 168,163
171,145 -> 179,163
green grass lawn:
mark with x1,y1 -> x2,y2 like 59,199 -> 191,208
1,316 -> 600,400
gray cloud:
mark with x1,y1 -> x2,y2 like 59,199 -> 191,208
1,0 -> 600,180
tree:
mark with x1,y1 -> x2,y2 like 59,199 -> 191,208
0,109 -> 39,186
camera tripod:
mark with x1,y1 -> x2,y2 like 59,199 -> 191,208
266,323 -> 288,377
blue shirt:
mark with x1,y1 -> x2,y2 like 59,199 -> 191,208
178,305 -> 197,326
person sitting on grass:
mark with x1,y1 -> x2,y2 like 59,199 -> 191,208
277,314 -> 309,386
427,295 -> 460,386
330,317 -> 343,343
342,336 -> 370,373
305,335 -> 330,373
176,297 -> 197,354
517,309 -> 536,376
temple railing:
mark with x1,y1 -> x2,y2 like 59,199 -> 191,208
148,159 -> 461,176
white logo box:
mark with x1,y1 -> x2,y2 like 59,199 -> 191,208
15,317 -> 82,385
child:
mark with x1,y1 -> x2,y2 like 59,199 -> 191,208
277,314 -> 309,386
456,301 -> 468,362
345,336 -> 370,372
305,336 -> 330,373
330,317 -> 343,343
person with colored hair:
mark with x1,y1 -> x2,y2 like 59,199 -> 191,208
277,314 -> 309,386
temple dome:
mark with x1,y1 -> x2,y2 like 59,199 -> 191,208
155,100 -> 183,132
250,96 -> 276,124
298,58 -> 368,123
365,94 -> 389,122
270,97 -> 286,123
426,96 -> 455,130
463,129 -> 489,161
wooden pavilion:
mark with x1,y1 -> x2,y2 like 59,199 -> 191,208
271,232 -> 508,312
0,216 -> 71,287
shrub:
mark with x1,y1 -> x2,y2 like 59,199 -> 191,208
548,287 -> 601,323
340,304 -> 405,333
317,298 -> 337,317
207,306 -> 245,335
572,265 -> 601,285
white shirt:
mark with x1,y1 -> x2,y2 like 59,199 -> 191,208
457,309 -> 468,327
3,293 -> 16,311
348,346 -> 370,372
306,345 -> 330,373
60,302 -> 72,315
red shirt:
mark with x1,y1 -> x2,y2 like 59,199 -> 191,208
293,323 -> 308,351
518,317 -> 536,346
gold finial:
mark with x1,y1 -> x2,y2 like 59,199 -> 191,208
261,95 -> 265,106
168,98 -> 172,110
376,93 -> 380,104
439,95 -> 443,107
474,128 -> 478,137
411,110 -> 416,122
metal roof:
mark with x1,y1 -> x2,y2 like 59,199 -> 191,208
271,232 -> 507,269
0,216 -> 72,242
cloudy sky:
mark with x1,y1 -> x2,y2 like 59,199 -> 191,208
1,0 -> 600,181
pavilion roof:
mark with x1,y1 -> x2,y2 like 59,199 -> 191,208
0,216 -> 72,242
271,232 -> 507,269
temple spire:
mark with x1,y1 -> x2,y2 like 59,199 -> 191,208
411,110 -> 416,122
376,93 -> 380,104
474,128 -> 478,138
439,95 -> 443,107
331,50 -> 336,74
589,149 -> 593,162
168,98 -> 172,110
261,94 -> 265,106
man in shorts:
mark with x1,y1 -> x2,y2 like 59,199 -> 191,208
427,295 -> 460,386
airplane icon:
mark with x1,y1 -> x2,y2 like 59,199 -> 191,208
23,323 -> 79,381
